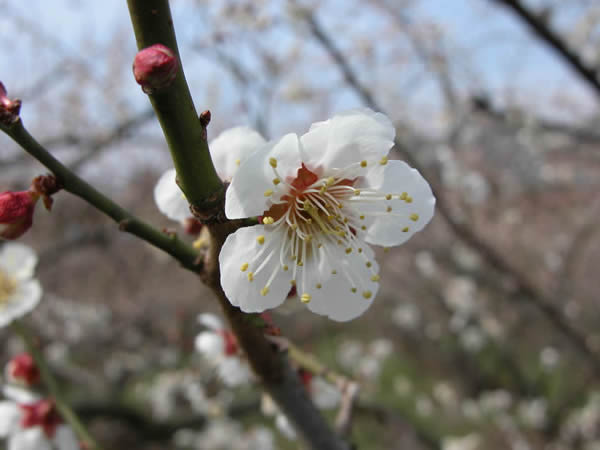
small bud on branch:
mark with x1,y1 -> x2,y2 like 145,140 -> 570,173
0,82 -> 22,125
132,44 -> 179,94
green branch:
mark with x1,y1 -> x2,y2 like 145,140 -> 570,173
127,0 -> 224,213
0,119 -> 201,272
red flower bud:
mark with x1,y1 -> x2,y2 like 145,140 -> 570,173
0,82 -> 21,125
0,190 -> 38,240
183,217 -> 203,235
133,44 -> 178,94
7,353 -> 40,386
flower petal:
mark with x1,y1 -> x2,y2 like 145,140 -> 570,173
311,377 -> 341,410
0,401 -> 20,437
219,225 -> 292,312
217,358 -> 253,387
225,133 -> 302,219
197,313 -> 223,331
305,240 -> 379,321
358,160 -> 435,247
52,426 -> 79,450
195,331 -> 225,361
8,428 -> 52,450
0,279 -> 42,328
210,126 -> 266,181
153,168 -> 191,223
0,243 -> 38,281
300,108 -> 395,170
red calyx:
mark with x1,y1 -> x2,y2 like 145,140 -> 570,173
219,329 -> 239,356
19,399 -> 62,438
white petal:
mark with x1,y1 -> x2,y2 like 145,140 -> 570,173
219,225 -> 292,312
275,414 -> 297,440
195,331 -> 225,361
53,425 -> 80,450
0,279 -> 42,328
217,358 -> 252,387
0,401 -> 20,437
0,243 -> 38,281
9,428 -> 52,450
300,109 -> 395,170
2,386 -> 39,404
358,160 -> 435,247
153,169 -> 191,223
197,313 -> 223,331
306,241 -> 379,321
225,134 -> 302,219
209,127 -> 266,181
311,377 -> 341,410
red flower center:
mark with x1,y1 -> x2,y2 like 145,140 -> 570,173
20,399 -> 62,438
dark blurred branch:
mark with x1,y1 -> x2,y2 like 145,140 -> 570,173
303,8 -> 600,374
492,0 -> 600,97
471,95 -> 600,143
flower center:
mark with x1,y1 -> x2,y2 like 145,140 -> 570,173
0,269 -> 16,307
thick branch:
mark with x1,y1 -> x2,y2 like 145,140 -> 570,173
492,0 -> 600,97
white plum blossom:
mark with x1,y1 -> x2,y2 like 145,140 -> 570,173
194,314 -> 252,387
0,387 -> 80,450
0,243 -> 42,328
221,109 -> 435,321
154,127 -> 266,223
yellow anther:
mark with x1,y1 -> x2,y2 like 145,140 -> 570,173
235,159 -> 241,166
386,206 -> 392,213
264,189 -> 273,197
380,156 -> 388,165
358,248 -> 363,253
362,290 -> 372,299
240,263 -> 249,272
301,293 -> 312,303
290,279 -> 296,286
247,272 -> 254,282
345,248 -> 352,254
316,283 -> 322,289
366,261 -> 372,268
193,237 -> 208,249
383,247 -> 390,253
306,218 -> 312,224
257,235 -> 265,244
343,217 -> 349,223
317,243 -> 323,249
327,215 -> 334,221
361,225 -> 366,230
297,261 -> 304,267
332,270 -> 337,275
400,192 -> 408,200
320,186 -> 327,194
291,224 -> 298,230
354,189 -> 361,196
273,178 -> 281,185
262,216 -> 274,225
402,226 -> 409,232
384,194 -> 391,200
305,234 -> 313,243
360,160 -> 367,168
359,215 -> 365,220
326,177 -> 335,186
269,157 -> 277,168
410,213 -> 419,221
371,275 -> 380,282
260,287 -> 270,296
351,287 -> 357,293
337,239 -> 343,245
283,264 -> 289,271
337,203 -> 343,209
405,196 -> 413,203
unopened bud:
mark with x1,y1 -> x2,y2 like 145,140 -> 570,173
31,174 -> 62,211
0,190 -> 38,240
19,399 -> 62,438
0,82 -> 21,125
6,353 -> 40,386
184,217 -> 203,235
133,44 -> 179,94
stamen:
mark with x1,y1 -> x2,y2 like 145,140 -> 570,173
264,189 -> 273,197
402,227 -> 409,232
410,213 -> 419,221
362,290 -> 372,299
269,157 -> 278,168
273,178 -> 281,185
240,263 -> 249,272
301,293 -> 311,303
260,287 -> 270,296
257,235 -> 265,245
247,272 -> 254,282
380,156 -> 388,165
